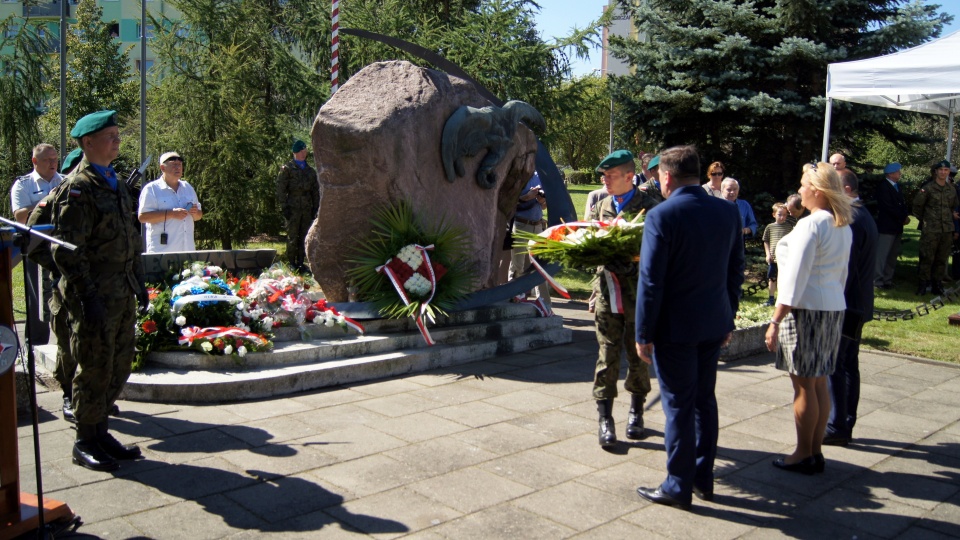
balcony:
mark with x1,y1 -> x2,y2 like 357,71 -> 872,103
23,1 -> 71,18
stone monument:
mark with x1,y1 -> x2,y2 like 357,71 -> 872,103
306,60 -> 539,301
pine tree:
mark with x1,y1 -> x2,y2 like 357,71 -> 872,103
609,0 -> 950,194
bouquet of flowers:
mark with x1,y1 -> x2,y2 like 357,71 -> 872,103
347,200 -> 475,345
512,212 -> 645,270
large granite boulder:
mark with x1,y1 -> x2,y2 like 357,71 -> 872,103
306,60 -> 537,301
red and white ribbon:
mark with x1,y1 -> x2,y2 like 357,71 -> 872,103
528,256 -> 570,299
179,326 -> 269,347
519,296 -> 553,317
376,244 -> 439,346
603,269 -> 624,314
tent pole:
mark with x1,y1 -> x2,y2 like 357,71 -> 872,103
821,97 -> 833,162
947,100 -> 955,162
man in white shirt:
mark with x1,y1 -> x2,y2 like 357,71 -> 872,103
10,143 -> 62,223
138,152 -> 203,252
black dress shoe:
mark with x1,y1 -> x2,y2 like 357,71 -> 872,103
822,434 -> 851,446
693,486 -> 714,501
636,486 -> 691,510
814,453 -> 825,474
772,456 -> 817,475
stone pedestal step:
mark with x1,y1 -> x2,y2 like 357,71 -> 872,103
120,327 -> 572,403
151,314 -> 563,369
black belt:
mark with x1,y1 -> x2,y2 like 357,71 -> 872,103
515,216 -> 542,226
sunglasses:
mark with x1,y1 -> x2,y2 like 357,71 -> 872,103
710,172 -> 724,177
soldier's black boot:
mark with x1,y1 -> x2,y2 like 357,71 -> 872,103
62,393 -> 76,424
597,399 -> 616,447
96,419 -> 142,460
931,281 -> 945,295
915,280 -> 928,296
626,394 -> 646,440
73,423 -> 119,472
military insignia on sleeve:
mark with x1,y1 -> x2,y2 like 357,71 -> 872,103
69,189 -> 82,198
38,201 -> 47,207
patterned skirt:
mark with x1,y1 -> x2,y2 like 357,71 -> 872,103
775,309 -> 844,377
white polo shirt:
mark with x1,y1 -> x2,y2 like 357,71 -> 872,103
139,177 -> 200,253
10,171 -> 63,213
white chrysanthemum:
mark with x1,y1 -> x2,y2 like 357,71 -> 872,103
324,317 -> 335,327
208,266 -> 223,275
200,342 -> 213,352
175,315 -> 187,326
404,273 -> 431,296
180,269 -> 191,277
397,244 -> 422,270
147,303 -> 155,314
224,345 -> 233,355
262,317 -> 274,327
237,346 -> 247,357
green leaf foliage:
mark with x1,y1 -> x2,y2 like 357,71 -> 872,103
608,0 -> 951,197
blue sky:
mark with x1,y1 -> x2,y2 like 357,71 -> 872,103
533,0 -> 960,77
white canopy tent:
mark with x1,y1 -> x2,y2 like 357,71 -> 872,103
822,30 -> 960,162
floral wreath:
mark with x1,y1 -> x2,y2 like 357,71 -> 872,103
347,200 -> 475,344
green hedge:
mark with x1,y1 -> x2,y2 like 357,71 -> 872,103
564,168 -> 598,185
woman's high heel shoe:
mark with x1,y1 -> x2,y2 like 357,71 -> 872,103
814,453 -> 825,473
772,455 -> 818,475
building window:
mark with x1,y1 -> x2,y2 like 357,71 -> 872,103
3,24 -> 19,39
108,22 -> 119,39
136,23 -> 154,39
135,59 -> 154,73
175,27 -> 189,38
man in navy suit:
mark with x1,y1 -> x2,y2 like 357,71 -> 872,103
634,145 -> 744,509
873,162 -> 910,289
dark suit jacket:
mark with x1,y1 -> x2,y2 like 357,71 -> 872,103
845,201 -> 879,324
874,178 -> 909,235
635,185 -> 744,345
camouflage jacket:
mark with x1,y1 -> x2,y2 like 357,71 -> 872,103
24,182 -> 71,273
276,160 -> 320,215
913,179 -> 959,234
51,157 -> 144,299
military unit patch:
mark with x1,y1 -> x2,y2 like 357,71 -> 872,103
69,189 -> 82,198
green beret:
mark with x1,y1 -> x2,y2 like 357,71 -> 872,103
648,155 -> 660,169
291,140 -> 307,153
70,110 -> 118,139
596,149 -> 635,172
61,148 -> 83,173
934,160 -> 951,169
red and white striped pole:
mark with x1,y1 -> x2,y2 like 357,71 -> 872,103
331,0 -> 339,93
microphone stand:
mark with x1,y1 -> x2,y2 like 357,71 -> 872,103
0,216 -> 77,539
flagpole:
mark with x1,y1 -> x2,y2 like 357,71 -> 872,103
331,0 -> 339,94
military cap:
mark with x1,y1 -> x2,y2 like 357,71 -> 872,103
160,151 -> 182,164
648,155 -> 661,170
70,110 -> 118,138
291,140 -> 307,153
934,160 -> 951,169
596,149 -> 634,172
61,148 -> 83,174
883,162 -> 901,174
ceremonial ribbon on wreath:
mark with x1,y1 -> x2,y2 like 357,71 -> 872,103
602,269 -> 624,314
525,220 -> 617,302
309,299 -> 366,334
179,326 -> 269,347
172,293 -> 242,313
376,244 -> 439,346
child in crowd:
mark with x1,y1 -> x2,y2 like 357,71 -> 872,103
761,202 -> 794,306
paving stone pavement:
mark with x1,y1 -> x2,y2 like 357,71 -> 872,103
13,299 -> 960,539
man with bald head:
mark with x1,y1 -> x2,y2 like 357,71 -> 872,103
829,153 -> 847,171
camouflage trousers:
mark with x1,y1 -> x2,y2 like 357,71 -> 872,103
49,287 -> 76,395
918,231 -> 954,281
285,210 -> 313,267
593,292 -> 651,401
68,294 -> 136,424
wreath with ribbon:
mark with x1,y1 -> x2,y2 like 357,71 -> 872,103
347,200 -> 475,345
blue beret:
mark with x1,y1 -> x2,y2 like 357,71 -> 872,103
70,110 -> 117,139
61,148 -> 83,173
648,155 -> 660,169
291,140 -> 307,153
596,149 -> 634,172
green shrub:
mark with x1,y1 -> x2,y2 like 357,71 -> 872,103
565,168 -> 598,185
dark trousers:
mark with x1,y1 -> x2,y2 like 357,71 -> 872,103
653,338 -> 723,502
827,318 -> 864,438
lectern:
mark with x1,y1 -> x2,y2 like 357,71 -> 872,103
0,227 -> 74,539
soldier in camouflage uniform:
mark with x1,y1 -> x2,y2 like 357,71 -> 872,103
912,160 -> 959,295
51,111 -> 147,472
590,150 -> 658,447
24,148 -> 84,424
636,154 -> 664,204
276,139 -> 320,271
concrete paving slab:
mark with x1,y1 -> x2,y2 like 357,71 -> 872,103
425,503 -> 575,540
407,467 -> 534,513
305,454 -> 434,499
324,487 -> 461,539
479,448 -> 596,490
512,479 -> 642,531
364,411 -> 471,443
